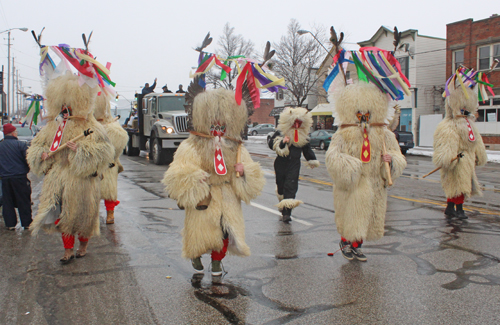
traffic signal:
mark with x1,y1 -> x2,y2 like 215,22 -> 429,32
115,95 -> 119,101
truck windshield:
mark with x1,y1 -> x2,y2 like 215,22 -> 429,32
158,96 -> 185,112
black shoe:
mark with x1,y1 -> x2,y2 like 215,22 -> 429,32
456,204 -> 468,220
60,255 -> 75,264
282,214 -> 292,223
444,202 -> 457,219
339,240 -> 354,260
351,246 -> 367,262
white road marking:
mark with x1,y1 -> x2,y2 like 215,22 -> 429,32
126,158 -> 146,166
250,202 -> 313,226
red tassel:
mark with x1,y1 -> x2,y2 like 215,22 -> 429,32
235,63 -> 250,105
246,64 -> 260,108
294,129 -> 299,142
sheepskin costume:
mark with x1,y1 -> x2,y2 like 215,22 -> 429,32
162,88 -> 265,260
433,87 -> 487,219
27,72 -> 114,238
269,107 -> 319,220
325,82 -> 406,246
93,94 -> 129,224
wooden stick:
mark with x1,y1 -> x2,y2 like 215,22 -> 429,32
236,143 -> 242,178
382,140 -> 393,186
422,154 -> 462,178
47,129 -> 93,158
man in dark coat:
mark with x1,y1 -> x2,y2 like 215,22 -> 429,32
142,78 -> 157,94
0,123 -> 32,230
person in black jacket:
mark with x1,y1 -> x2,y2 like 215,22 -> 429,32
269,107 -> 319,222
142,78 -> 157,94
0,123 -> 32,230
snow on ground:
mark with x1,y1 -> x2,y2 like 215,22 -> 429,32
244,135 -> 268,145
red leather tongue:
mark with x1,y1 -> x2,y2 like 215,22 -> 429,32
294,129 -> 299,142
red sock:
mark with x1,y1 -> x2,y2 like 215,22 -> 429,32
211,238 -> 229,261
447,194 -> 464,205
62,233 -> 75,249
104,200 -> 120,211
352,240 -> 363,248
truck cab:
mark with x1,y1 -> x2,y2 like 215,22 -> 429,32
125,92 -> 189,165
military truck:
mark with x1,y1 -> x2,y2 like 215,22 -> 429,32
124,93 -> 189,165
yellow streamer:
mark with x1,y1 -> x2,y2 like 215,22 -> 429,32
379,54 -> 412,97
456,69 -> 469,99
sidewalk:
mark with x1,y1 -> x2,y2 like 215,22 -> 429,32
408,146 -> 500,163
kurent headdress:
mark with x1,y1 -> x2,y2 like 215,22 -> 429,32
31,29 -> 116,153
33,29 -> 116,97
189,32 -> 286,109
324,27 -> 411,167
443,63 -> 497,102
185,33 -> 285,175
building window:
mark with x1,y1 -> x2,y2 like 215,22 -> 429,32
397,57 -> 409,78
453,50 -> 464,71
478,44 -> 500,70
476,97 -> 500,122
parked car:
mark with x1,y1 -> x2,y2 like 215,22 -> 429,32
310,129 -> 336,150
394,130 -> 414,155
12,124 -> 40,147
248,124 -> 275,136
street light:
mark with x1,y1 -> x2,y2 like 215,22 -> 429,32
0,27 -> 28,124
297,29 -> 333,58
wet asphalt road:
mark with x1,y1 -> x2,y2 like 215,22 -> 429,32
1,141 -> 500,324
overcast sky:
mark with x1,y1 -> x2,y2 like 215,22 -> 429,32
0,0 -> 498,109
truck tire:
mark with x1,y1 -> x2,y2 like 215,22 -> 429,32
126,137 -> 140,156
151,137 -> 170,165
401,148 -> 407,155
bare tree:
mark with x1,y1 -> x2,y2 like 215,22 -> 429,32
272,19 -> 327,107
206,23 -> 255,90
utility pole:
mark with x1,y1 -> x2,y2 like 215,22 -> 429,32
1,65 -> 4,124
12,57 -> 15,121
16,69 -> 19,118
7,30 -> 11,120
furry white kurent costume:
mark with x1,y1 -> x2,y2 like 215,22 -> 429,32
433,87 -> 487,219
27,72 -> 114,262
269,107 -> 319,222
162,88 -> 265,276
93,94 -> 129,224
325,82 -> 406,261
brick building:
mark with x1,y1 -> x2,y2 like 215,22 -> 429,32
447,14 -> 500,148
248,98 -> 275,125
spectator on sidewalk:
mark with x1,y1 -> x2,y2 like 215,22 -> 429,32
0,123 -> 32,230
142,78 -> 157,94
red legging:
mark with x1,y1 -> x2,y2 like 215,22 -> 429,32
61,233 -> 88,249
211,238 -> 229,261
104,200 -> 120,211
447,194 -> 464,205
341,236 -> 363,248
55,219 -> 89,249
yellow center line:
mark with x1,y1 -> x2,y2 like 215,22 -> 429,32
389,195 -> 500,216
252,152 -> 500,215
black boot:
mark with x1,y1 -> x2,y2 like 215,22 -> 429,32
444,202 -> 457,219
456,204 -> 468,219
282,207 -> 292,223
